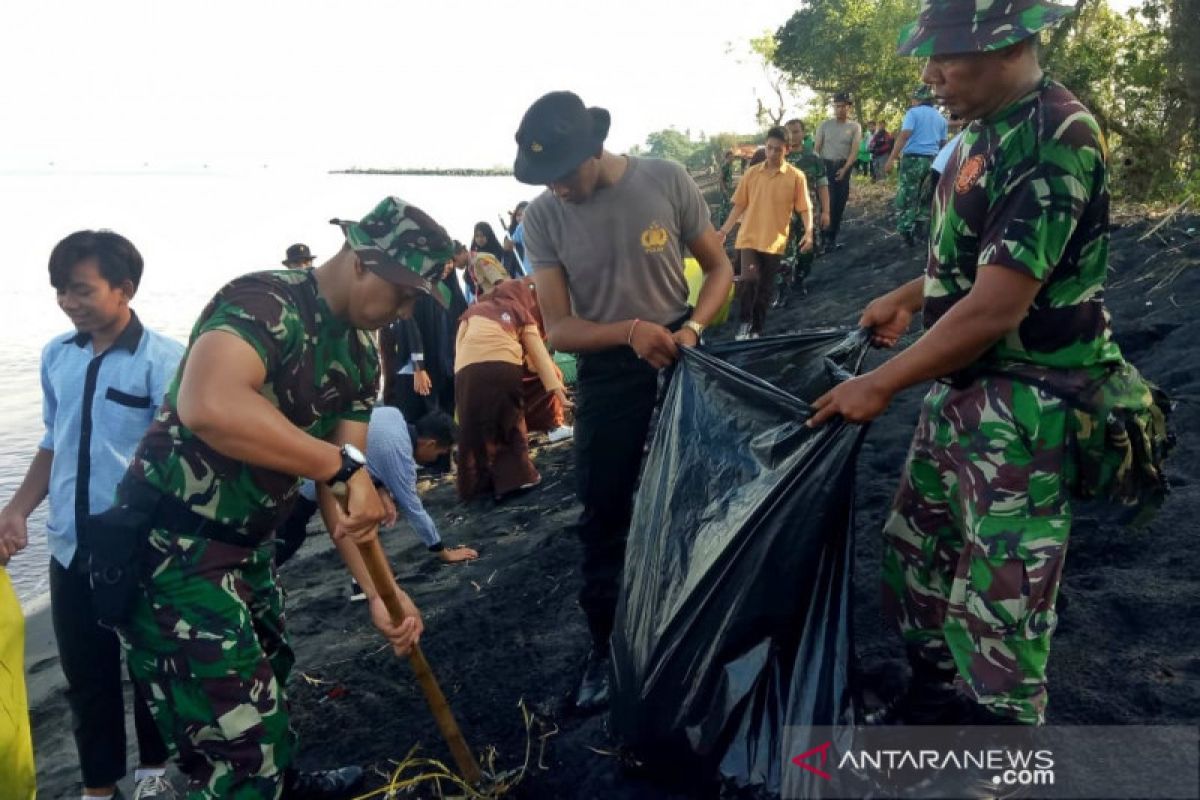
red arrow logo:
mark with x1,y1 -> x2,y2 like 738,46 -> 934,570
791,740 -> 833,780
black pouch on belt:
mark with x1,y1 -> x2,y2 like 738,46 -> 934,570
84,476 -> 162,629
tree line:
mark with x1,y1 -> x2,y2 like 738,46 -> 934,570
637,0 -> 1198,202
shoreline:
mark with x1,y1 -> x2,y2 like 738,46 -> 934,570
22,595 -> 58,709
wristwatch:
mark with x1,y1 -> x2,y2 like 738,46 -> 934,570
325,444 -> 367,488
682,319 -> 706,338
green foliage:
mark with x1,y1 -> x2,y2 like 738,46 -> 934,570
644,129 -> 697,165
1045,0 -> 1198,200
745,32 -> 805,126
641,129 -> 754,172
771,0 -> 922,124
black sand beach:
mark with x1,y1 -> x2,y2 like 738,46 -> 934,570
29,192 -> 1200,798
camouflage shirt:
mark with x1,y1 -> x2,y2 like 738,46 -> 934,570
925,78 -> 1124,370
786,149 -> 830,189
130,270 -> 379,535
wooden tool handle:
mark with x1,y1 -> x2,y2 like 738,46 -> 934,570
333,484 -> 482,784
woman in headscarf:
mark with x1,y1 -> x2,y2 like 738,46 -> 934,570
454,253 -> 570,502
470,222 -> 506,266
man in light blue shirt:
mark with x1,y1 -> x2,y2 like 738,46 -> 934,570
280,406 -> 478,592
886,84 -> 949,246
0,230 -> 183,800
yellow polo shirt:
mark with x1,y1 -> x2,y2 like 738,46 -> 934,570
732,161 -> 811,254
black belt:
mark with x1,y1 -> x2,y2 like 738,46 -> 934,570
121,476 -> 262,549
903,153 -> 935,159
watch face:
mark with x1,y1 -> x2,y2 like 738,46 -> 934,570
343,443 -> 366,465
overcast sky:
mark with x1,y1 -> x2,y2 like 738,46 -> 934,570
0,0 -> 810,171
1,0 -> 1142,173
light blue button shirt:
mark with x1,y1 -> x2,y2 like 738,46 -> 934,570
39,314 -> 184,567
299,405 -> 441,547
901,104 -> 948,157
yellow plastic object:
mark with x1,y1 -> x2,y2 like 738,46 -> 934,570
0,570 -> 36,800
684,257 -> 734,327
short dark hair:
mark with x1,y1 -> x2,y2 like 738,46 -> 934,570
784,118 -> 805,129
765,126 -> 788,143
414,410 -> 458,448
48,230 -> 144,292
452,240 -> 468,255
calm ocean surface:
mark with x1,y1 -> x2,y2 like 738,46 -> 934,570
0,169 -> 537,611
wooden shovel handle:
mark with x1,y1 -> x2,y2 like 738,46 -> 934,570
334,485 -> 482,784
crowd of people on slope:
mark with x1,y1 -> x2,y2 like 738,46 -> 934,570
711,80 -> 968,339
0,1 -> 1175,797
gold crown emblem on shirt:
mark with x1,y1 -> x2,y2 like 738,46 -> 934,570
641,222 -> 669,253
531,142 -> 544,153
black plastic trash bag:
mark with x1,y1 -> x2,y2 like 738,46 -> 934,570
610,328 -> 871,796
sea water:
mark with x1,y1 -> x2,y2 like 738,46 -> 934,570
0,168 -> 534,611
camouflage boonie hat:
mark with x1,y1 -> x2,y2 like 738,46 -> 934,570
912,84 -> 935,102
896,0 -> 1076,57
330,196 -> 455,307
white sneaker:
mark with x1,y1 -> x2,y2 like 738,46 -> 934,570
546,425 -> 574,443
735,323 -> 751,341
349,580 -> 366,603
133,773 -> 176,799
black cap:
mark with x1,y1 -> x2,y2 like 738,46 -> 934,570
833,91 -> 852,104
513,91 -> 612,186
282,243 -> 315,266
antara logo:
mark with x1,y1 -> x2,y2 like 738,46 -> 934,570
790,741 -> 834,781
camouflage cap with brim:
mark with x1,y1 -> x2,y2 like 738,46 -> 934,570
330,196 -> 454,308
896,0 -> 1076,57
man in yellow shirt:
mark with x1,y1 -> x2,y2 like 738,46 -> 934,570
717,126 -> 813,339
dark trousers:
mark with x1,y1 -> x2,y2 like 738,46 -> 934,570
273,495 -> 319,568
823,159 -> 853,242
385,368 -> 455,422
573,347 -> 660,649
737,249 -> 782,333
50,556 -> 168,788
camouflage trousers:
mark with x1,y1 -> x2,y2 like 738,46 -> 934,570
882,377 -> 1071,725
894,155 -> 934,236
119,528 -> 296,799
781,205 -> 819,288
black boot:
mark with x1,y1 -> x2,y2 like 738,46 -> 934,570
772,282 -> 791,309
867,656 -> 965,725
574,647 -> 611,714
283,766 -> 365,799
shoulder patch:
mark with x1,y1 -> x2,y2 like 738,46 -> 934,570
955,154 -> 987,195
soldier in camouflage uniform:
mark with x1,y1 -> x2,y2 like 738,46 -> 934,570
716,150 -> 736,228
808,0 -> 1162,727
778,119 -> 831,304
887,84 -> 947,247
117,197 -> 455,798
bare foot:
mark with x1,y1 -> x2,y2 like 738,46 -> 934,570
438,545 -> 479,564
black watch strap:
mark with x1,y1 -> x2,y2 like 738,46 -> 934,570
325,447 -> 365,487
